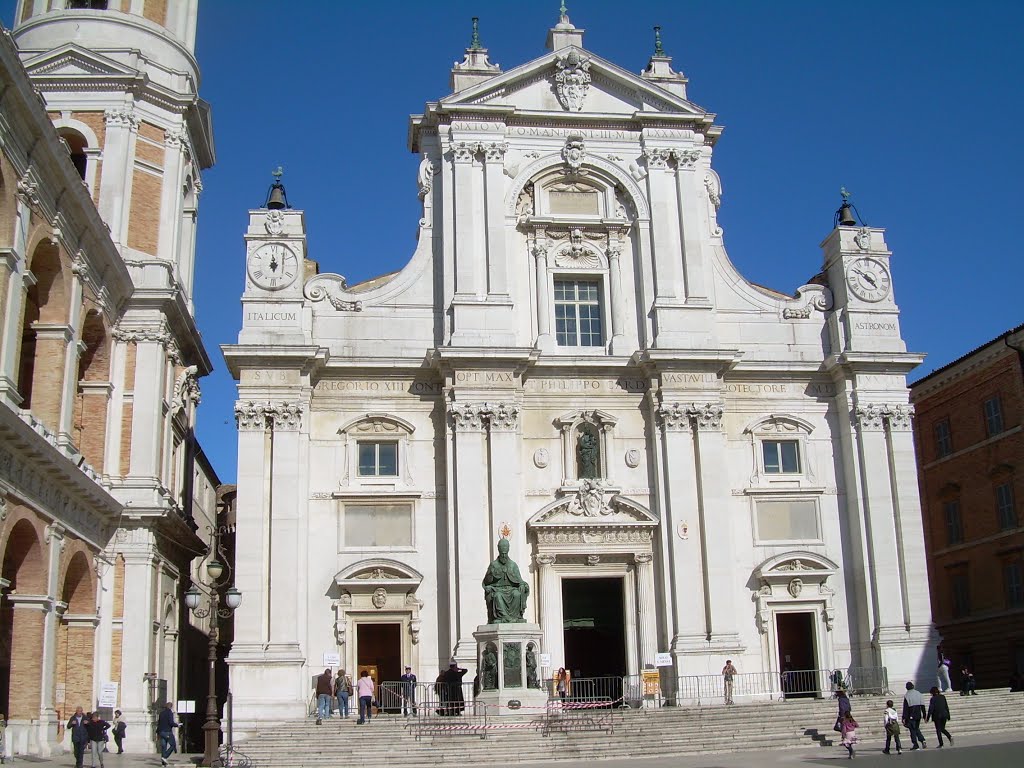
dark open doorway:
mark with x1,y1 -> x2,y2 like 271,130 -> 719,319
562,577 -> 627,680
357,622 -> 401,686
776,611 -> 818,698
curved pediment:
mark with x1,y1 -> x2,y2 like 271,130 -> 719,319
334,559 -> 422,588
529,487 -> 657,528
338,413 -> 416,436
754,552 -> 837,585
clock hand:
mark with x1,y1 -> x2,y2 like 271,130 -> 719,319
854,269 -> 877,288
269,256 -> 279,272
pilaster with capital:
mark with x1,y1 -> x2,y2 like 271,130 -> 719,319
56,263 -> 86,447
157,127 -> 188,290
674,149 -> 710,302
536,554 -> 561,667
532,239 -> 554,351
98,108 -> 140,244
485,401 -> 525,597
634,553 -> 658,668
0,190 -> 32,407
482,142 -> 510,298
268,400 -> 305,653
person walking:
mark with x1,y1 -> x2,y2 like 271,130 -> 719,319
334,669 -> 352,719
925,686 -> 954,747
555,667 -> 571,702
835,689 -> 851,733
839,711 -> 858,759
882,700 -> 903,755
937,647 -> 952,693
156,701 -> 178,767
902,681 -> 927,750
400,666 -> 417,717
356,670 -> 375,725
111,710 -> 126,754
722,660 -> 737,705
67,707 -> 89,768
315,668 -> 333,723
85,712 -> 110,768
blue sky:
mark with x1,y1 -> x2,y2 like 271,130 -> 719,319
4,1 -> 1023,483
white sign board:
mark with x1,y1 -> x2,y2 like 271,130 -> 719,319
655,652 -> 673,667
176,700 -> 196,714
539,653 -> 552,668
323,652 -> 341,667
98,682 -> 119,708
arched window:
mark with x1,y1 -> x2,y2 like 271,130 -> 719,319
58,130 -> 88,180
19,241 -> 68,424
74,309 -> 111,470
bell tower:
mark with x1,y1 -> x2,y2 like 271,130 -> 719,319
12,0 -> 215,310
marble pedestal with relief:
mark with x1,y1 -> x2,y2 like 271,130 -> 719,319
474,623 -> 548,716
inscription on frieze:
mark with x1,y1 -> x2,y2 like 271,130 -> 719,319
314,380 -> 443,396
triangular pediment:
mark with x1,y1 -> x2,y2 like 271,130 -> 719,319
529,490 -> 658,528
442,47 -> 706,117
22,44 -> 141,81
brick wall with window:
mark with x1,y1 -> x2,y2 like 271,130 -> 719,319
910,328 -> 1024,686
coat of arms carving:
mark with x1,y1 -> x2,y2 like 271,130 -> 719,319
554,51 -> 591,111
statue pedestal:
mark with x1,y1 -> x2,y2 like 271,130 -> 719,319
474,623 -> 548,716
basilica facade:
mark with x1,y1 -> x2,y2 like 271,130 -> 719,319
224,11 -> 936,727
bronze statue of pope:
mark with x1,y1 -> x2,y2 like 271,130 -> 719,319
483,538 -> 529,623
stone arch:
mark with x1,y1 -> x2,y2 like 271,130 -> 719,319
57,128 -> 89,180
55,547 -> 97,720
18,239 -> 70,425
507,153 -> 650,220
73,309 -> 111,469
0,516 -> 47,720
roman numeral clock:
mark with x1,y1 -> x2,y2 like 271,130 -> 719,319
247,242 -> 298,290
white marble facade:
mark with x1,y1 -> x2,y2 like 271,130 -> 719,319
223,12 -> 936,728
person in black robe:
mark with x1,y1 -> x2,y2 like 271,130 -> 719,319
443,662 -> 468,716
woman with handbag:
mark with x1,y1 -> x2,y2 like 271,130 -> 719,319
111,710 -> 126,754
833,689 -> 851,734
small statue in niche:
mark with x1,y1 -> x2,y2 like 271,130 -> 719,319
577,428 -> 600,479
481,643 -> 498,690
526,644 -> 540,689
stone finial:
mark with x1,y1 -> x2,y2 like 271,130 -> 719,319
451,16 -> 501,92
653,25 -> 665,57
641,25 -> 688,99
469,16 -> 482,50
547,1 -> 584,51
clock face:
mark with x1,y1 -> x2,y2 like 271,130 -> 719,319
247,242 -> 298,291
846,257 -> 891,302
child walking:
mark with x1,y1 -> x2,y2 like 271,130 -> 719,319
883,699 -> 903,755
840,711 -> 859,759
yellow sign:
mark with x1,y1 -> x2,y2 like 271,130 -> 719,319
642,670 -> 660,696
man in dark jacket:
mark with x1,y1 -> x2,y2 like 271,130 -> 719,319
85,712 -> 110,768
902,681 -> 927,750
315,668 -> 333,723
66,707 -> 89,768
156,701 -> 178,767
925,686 -> 954,747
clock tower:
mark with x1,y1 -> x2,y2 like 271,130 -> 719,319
822,203 -> 906,356
239,175 -> 309,345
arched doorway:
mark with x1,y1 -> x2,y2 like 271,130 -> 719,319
54,550 -> 97,718
0,518 -> 47,721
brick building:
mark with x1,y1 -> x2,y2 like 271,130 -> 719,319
910,324 -> 1024,687
0,2 -> 221,756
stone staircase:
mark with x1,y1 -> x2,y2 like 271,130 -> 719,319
235,690 -> 1024,767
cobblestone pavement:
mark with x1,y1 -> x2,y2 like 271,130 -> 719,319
5,730 -> 1021,768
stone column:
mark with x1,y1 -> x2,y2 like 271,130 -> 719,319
57,258 -> 86,447
451,143 -> 481,297
157,129 -> 186,269
482,142 -> 509,298
673,149 -> 709,301
532,240 -> 553,351
656,402 -> 708,659
635,553 -> 658,668
642,148 -> 684,301
606,237 -> 628,353
690,403 -> 742,650
118,531 -> 158,751
27,323 -> 70,430
39,524 -> 65,729
98,108 -> 139,245
127,333 -> 168,486
0,189 -> 32,407
536,554 -> 562,669
486,402 -> 525,587
448,402 -> 490,664
267,402 -> 303,653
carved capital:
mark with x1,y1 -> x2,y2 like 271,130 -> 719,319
673,148 -> 702,168
16,169 -> 41,206
485,401 -> 520,431
633,552 -> 653,565
853,403 -> 886,431
104,107 -> 140,131
885,404 -> 915,431
452,142 -> 479,163
234,401 -> 268,431
448,402 -> 486,431
642,147 -> 673,169
483,142 -> 509,162
164,129 -> 186,148
657,403 -> 692,431
535,554 -> 556,567
268,402 -> 303,431
688,402 -> 724,431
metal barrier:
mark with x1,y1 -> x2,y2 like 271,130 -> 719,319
543,697 -> 616,735
543,675 -> 648,708
219,743 -> 254,768
410,698 -> 488,741
673,666 -> 890,705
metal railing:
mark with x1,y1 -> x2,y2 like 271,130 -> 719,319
674,666 -> 890,705
410,695 -> 488,740
544,675 -> 648,708
543,697 -> 617,735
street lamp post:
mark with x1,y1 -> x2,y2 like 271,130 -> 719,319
185,524 -> 241,768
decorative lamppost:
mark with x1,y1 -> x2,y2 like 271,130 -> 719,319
184,524 -> 241,768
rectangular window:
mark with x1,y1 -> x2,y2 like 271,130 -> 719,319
997,483 -> 1018,530
950,572 -> 970,617
344,503 -> 413,547
357,441 -> 398,477
762,440 -> 800,474
934,419 -> 952,458
944,500 -> 963,546
1005,562 -> 1024,608
554,279 -> 603,347
755,499 -> 819,541
984,396 -> 1004,437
